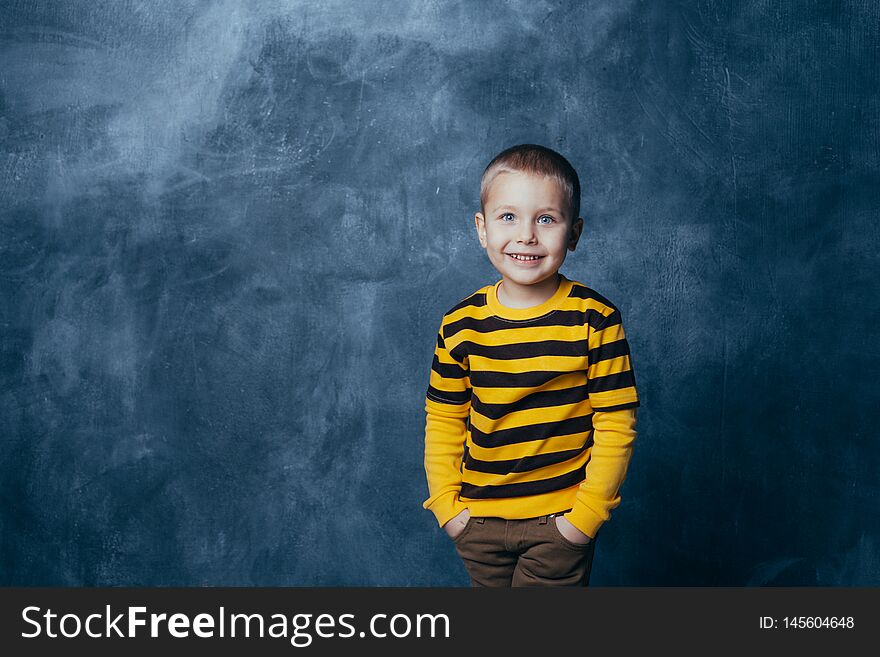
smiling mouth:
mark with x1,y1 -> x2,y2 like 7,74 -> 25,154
506,253 -> 544,261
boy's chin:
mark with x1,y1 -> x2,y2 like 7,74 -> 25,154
498,269 -> 559,286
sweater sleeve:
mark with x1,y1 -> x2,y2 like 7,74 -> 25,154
586,307 -> 640,412
566,306 -> 641,537
565,407 -> 638,538
422,323 -> 472,528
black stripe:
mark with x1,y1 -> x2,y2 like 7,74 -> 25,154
431,355 -> 468,379
471,385 -> 589,421
594,307 -> 622,330
461,464 -> 587,499
464,440 -> 592,475
470,369 -> 580,389
585,307 -> 620,330
462,337 -> 589,360
591,400 -> 641,412
569,283 -> 619,310
426,387 -> 471,405
589,337 -> 631,366
470,414 -> 592,449
446,292 -> 488,317
588,369 -> 637,394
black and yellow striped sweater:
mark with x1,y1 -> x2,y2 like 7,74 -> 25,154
423,272 -> 640,539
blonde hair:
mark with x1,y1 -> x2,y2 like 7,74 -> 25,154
479,144 -> 581,222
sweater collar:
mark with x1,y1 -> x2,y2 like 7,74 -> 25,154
486,273 -> 573,320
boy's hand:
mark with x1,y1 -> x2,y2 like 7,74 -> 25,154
443,508 -> 471,540
556,515 -> 592,545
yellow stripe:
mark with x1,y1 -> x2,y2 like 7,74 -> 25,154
444,292 -> 588,325
469,353 -> 589,374
428,365 -> 469,395
469,399 -> 591,434
589,354 -> 634,380
588,388 -> 639,408
463,448 -> 591,486
445,322 -> 585,350
593,320 -> 626,343
465,429 -> 591,461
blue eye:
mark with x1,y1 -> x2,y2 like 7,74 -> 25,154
498,213 -> 555,223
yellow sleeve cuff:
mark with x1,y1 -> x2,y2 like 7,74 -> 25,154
564,502 -> 608,539
423,491 -> 469,528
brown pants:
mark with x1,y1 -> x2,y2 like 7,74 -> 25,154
452,510 -> 597,587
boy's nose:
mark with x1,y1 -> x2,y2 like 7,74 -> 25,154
517,226 -> 537,242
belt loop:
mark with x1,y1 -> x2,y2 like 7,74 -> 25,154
475,517 -> 485,524
538,515 -> 548,524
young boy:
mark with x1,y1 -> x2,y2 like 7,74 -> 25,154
422,144 -> 640,587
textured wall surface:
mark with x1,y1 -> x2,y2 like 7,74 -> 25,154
1,0 -> 878,585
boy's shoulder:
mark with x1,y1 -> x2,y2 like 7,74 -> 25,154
566,277 -> 621,318
439,282 -> 493,322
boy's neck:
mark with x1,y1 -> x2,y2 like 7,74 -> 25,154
497,272 -> 562,309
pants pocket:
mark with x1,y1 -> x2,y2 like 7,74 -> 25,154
548,516 -> 594,551
452,515 -> 476,544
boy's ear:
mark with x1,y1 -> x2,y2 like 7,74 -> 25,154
474,212 -> 488,248
568,216 -> 584,250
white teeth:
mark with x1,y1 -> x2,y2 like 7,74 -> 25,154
510,254 -> 540,261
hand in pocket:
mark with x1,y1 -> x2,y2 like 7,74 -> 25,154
443,508 -> 471,540
555,515 -> 592,545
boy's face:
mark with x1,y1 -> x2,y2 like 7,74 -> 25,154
475,170 -> 583,289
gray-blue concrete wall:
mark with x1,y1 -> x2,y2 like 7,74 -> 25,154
1,0 -> 877,585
